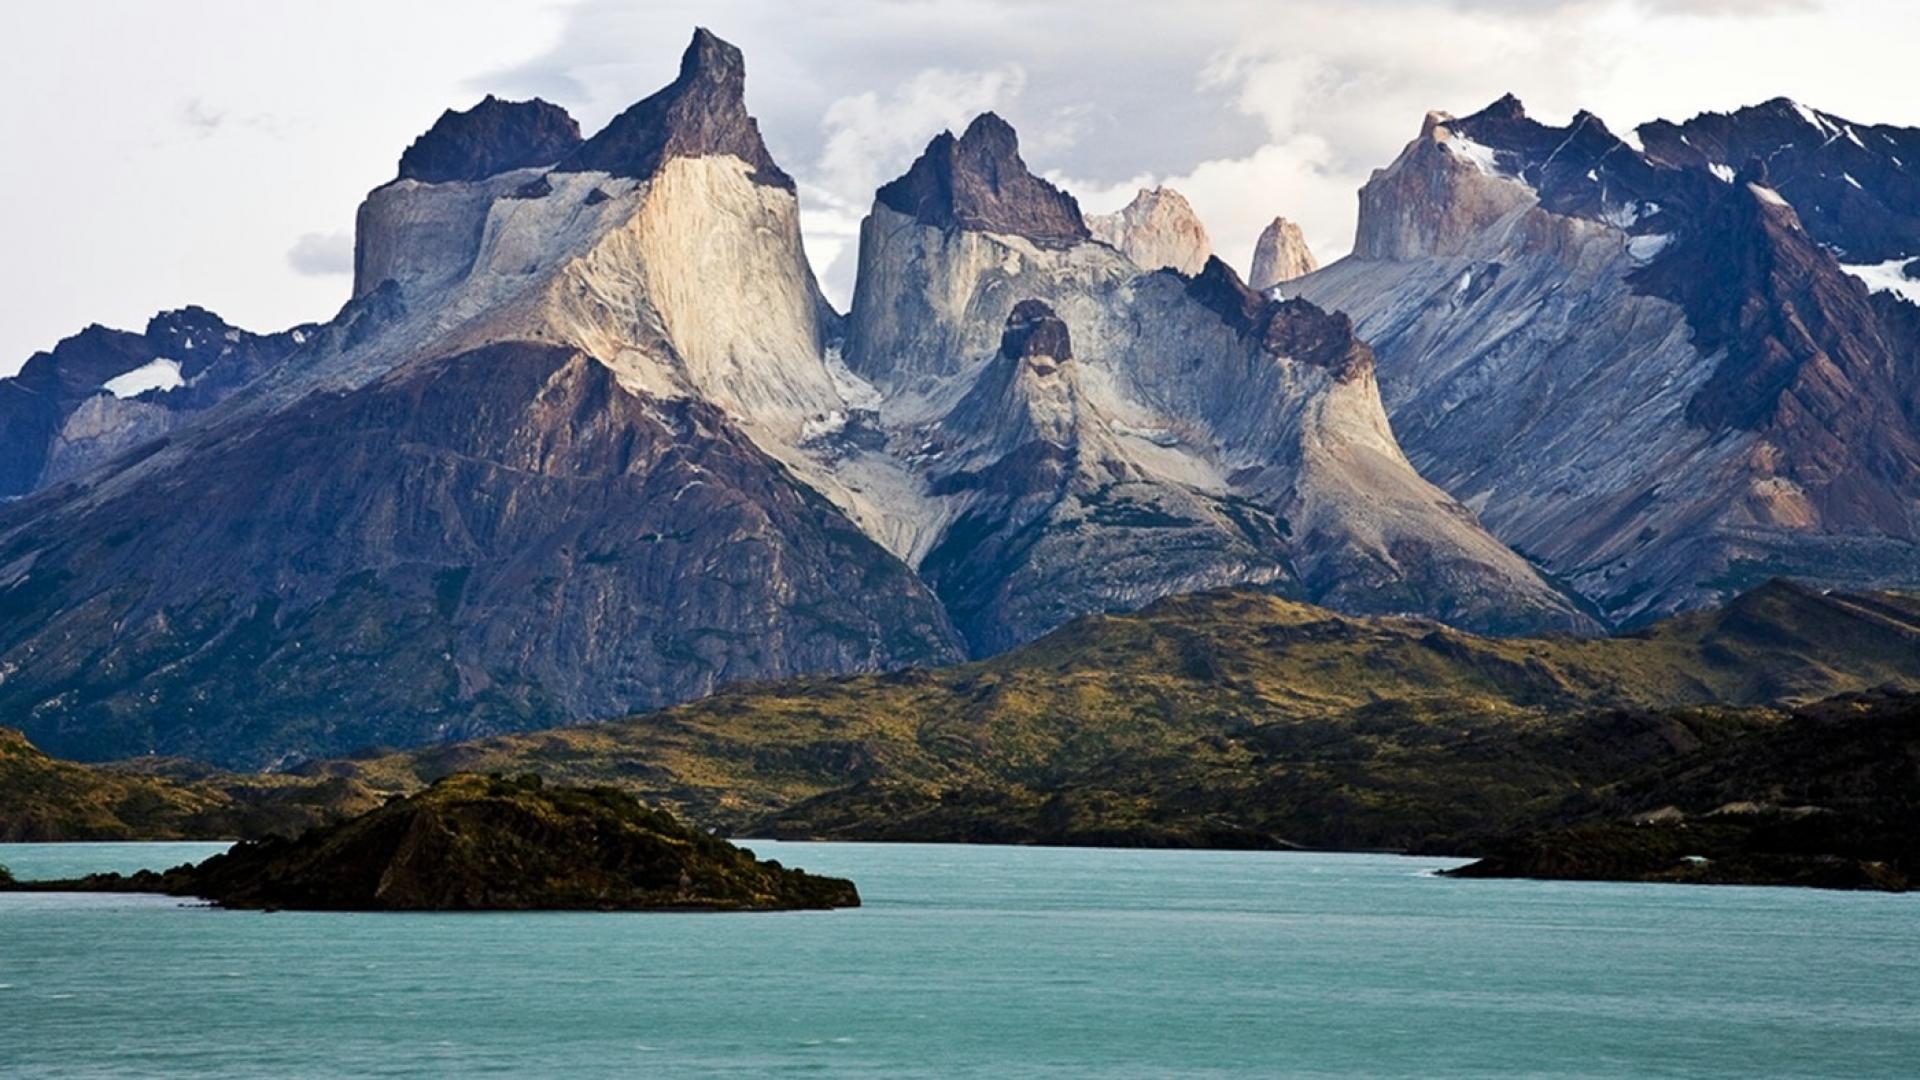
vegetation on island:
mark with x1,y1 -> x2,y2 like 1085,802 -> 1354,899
2,773 -> 857,911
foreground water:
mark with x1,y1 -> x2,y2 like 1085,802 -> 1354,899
1,842 -> 1915,1078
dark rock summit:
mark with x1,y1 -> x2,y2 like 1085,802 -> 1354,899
1444,94 -> 1705,235
875,112 -> 1089,244
1,773 -> 859,910
396,96 -> 582,184
558,28 -> 792,189
1181,260 -> 1372,380
999,298 -> 1072,362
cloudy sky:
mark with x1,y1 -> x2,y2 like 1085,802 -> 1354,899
3,0 -> 1915,373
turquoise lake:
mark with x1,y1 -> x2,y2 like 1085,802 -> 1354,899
2,841 -> 1916,1077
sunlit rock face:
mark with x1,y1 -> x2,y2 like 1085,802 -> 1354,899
1249,216 -> 1318,292
1088,187 -> 1212,275
1294,94 -> 1920,624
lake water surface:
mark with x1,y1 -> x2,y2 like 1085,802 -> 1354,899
2,841 -> 1915,1077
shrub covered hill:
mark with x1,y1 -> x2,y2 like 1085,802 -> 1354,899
3,773 -> 858,911
6,579 -> 1918,885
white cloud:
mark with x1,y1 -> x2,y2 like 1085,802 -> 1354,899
286,231 -> 355,277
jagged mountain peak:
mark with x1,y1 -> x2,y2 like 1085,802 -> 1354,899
558,27 -> 792,189
1086,186 -> 1211,273
397,96 -> 582,184
874,111 -> 1089,245
1177,258 -> 1370,379
1469,92 -> 1528,123
1249,216 -> 1318,291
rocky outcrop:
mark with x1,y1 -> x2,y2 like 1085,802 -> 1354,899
1352,109 -> 1538,260
2,773 -> 860,910
1087,187 -> 1211,274
873,112 -> 1089,245
1632,167 -> 1920,533
397,96 -> 582,184
1248,216 -> 1317,291
557,28 -> 792,190
1294,95 -> 1920,624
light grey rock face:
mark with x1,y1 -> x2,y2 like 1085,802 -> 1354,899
1249,216 -> 1318,291
1292,96 -> 1920,624
1087,187 -> 1211,275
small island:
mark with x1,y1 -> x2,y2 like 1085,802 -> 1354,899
1443,815 -> 1914,893
0,773 -> 858,911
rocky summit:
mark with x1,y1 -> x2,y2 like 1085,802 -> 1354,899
397,96 -> 582,184
3,31 -> 1919,772
558,28 -> 793,189
1088,187 -> 1212,274
874,112 -> 1090,245
1248,216 -> 1318,292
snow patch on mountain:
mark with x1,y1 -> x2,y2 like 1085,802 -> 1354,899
1841,258 -> 1920,306
102,358 -> 183,399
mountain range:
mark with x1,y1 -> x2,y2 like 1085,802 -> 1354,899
1,30 -> 1916,768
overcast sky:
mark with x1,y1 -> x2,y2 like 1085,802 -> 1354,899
3,0 -> 1915,374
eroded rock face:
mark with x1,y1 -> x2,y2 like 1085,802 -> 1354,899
1249,216 -> 1317,291
874,112 -> 1088,245
397,96 -> 582,184
1294,94 -> 1920,623
1087,187 -> 1211,274
0,342 -> 959,766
